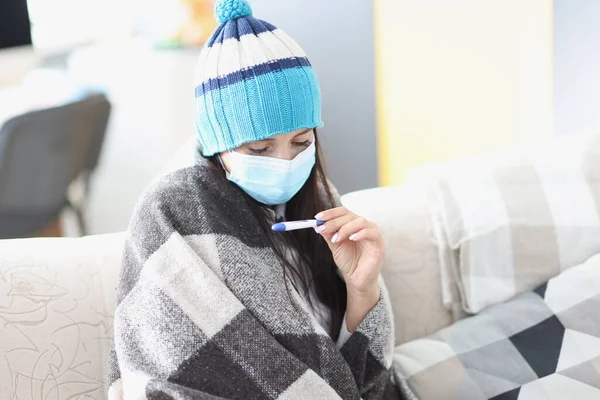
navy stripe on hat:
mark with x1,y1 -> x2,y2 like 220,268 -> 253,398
195,57 -> 312,98
207,17 -> 278,47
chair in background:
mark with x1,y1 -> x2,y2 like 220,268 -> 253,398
0,93 -> 111,239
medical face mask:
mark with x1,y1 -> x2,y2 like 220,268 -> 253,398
224,142 -> 316,205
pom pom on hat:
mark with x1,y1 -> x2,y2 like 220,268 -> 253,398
215,0 -> 253,24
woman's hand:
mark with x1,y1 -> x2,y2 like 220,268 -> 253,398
315,207 -> 385,292
314,207 -> 385,331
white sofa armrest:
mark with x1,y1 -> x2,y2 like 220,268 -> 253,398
0,233 -> 125,399
342,186 -> 454,345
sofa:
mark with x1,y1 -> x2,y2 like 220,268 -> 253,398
2,132 -> 600,399
0,182 -> 449,399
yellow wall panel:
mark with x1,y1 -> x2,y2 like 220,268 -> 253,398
376,0 -> 554,185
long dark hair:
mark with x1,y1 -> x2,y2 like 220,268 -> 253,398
206,129 -> 347,340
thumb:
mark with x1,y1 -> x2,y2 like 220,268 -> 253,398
316,229 -> 339,252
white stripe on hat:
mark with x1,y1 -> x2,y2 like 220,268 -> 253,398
194,29 -> 308,85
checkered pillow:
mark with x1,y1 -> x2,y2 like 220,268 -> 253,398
393,252 -> 600,400
410,132 -> 600,314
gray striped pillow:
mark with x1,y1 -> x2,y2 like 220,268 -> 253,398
410,132 -> 600,314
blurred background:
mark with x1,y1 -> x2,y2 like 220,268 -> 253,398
0,0 -> 598,238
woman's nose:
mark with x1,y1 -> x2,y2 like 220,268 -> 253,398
272,149 -> 297,161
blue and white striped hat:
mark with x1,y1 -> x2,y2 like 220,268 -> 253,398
194,0 -> 324,156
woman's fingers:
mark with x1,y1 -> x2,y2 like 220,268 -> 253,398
331,217 -> 374,243
314,207 -> 381,246
315,213 -> 355,235
348,228 -> 381,242
314,207 -> 352,222
317,230 -> 336,246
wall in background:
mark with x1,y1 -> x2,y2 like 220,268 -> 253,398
554,0 -> 600,136
251,0 -> 378,194
376,0 -> 554,186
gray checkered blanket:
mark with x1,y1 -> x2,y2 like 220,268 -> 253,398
107,162 -> 400,399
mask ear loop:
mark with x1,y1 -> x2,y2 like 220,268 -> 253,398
217,149 -> 238,177
217,153 -> 228,173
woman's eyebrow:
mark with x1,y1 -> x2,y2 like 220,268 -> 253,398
293,129 -> 312,139
252,129 -> 312,144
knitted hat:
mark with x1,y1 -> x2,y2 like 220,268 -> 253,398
194,0 -> 324,156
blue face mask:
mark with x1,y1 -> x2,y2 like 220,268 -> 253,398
225,142 -> 316,205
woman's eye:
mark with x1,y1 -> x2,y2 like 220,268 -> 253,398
248,147 -> 268,155
293,140 -> 312,148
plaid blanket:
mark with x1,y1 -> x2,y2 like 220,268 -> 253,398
393,252 -> 600,400
107,162 -> 399,399
412,132 -> 600,314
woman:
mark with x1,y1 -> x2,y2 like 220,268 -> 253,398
108,1 -> 399,398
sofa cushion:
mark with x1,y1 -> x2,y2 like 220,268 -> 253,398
0,233 -> 124,399
409,132 -> 600,314
393,252 -> 600,400
342,186 -> 454,346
